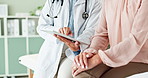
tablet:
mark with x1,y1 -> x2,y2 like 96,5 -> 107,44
42,30 -> 89,45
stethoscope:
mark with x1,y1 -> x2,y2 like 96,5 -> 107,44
47,0 -> 89,20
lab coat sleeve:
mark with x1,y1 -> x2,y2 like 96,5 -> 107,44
37,0 -> 60,40
77,0 -> 102,51
92,0 -> 148,67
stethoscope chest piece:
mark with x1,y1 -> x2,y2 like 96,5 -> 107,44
82,12 -> 89,20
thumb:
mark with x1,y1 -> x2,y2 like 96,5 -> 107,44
75,41 -> 80,46
69,31 -> 73,36
73,68 -> 84,77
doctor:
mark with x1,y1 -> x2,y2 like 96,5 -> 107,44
33,0 -> 101,78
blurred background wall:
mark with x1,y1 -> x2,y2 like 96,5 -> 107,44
0,0 -> 46,78
0,0 -> 46,15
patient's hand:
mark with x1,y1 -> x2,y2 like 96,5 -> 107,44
72,53 -> 102,77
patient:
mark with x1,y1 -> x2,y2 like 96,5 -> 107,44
72,0 -> 148,78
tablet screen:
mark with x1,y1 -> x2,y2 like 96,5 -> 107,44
42,30 -> 89,45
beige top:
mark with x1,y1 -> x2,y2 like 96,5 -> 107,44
90,0 -> 148,67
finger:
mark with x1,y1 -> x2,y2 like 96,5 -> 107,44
65,27 -> 70,35
54,34 -> 59,39
57,36 -> 73,43
69,30 -> 73,36
56,35 -> 64,42
73,68 -> 83,77
56,35 -> 69,42
64,38 -> 75,45
54,35 -> 64,41
53,34 -> 57,37
59,28 -> 64,34
63,27 -> 67,35
73,59 -> 77,65
59,28 -> 62,33
72,66 -> 78,75
74,41 -> 80,49
79,53 -> 85,69
82,52 -> 88,69
62,27 -> 70,35
86,53 -> 94,59
75,41 -> 80,45
75,55 -> 81,67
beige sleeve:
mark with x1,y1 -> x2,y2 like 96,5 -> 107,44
89,0 -> 109,51
98,0 -> 148,67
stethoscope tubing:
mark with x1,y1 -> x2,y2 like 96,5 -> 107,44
47,0 -> 89,19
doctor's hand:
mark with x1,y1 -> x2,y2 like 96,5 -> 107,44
72,53 -> 102,77
59,27 -> 73,36
54,35 -> 80,51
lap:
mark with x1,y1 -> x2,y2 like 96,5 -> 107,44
55,45 -> 73,78
57,57 -> 73,78
74,62 -> 148,78
101,62 -> 148,78
74,63 -> 111,78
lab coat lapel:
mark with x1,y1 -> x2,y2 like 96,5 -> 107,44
63,0 -> 70,27
54,0 -> 69,28
74,0 -> 86,37
54,1 -> 61,16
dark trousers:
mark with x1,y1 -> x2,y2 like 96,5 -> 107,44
74,62 -> 148,78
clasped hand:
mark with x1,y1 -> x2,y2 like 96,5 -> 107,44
72,48 -> 102,77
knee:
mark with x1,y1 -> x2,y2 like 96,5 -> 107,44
57,58 -> 73,78
74,72 -> 95,78
57,67 -> 73,78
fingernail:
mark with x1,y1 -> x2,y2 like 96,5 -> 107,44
73,74 -> 75,77
86,66 -> 88,69
78,63 -> 81,66
86,54 -> 89,57
82,66 -> 84,68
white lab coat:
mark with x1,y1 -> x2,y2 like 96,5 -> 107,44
33,0 -> 101,78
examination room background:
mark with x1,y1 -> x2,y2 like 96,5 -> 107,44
0,0 -> 46,78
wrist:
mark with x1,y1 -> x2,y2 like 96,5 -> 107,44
73,50 -> 81,56
71,46 -> 80,52
97,50 -> 103,64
